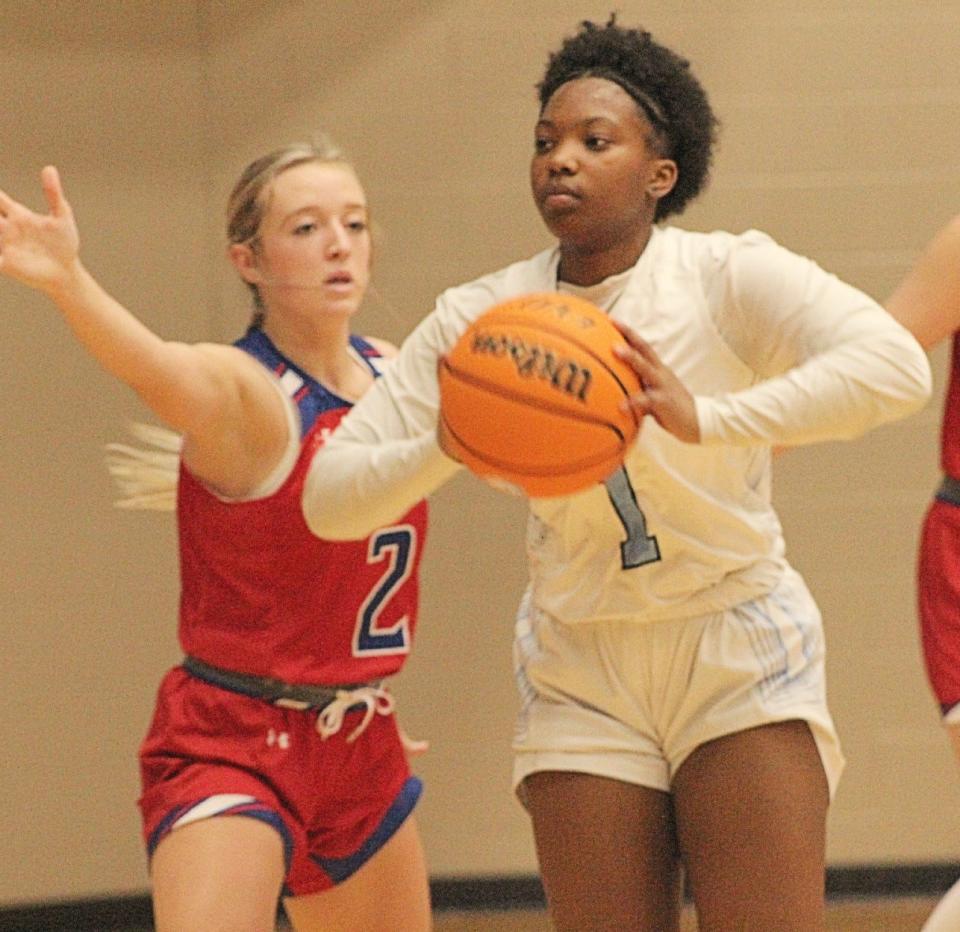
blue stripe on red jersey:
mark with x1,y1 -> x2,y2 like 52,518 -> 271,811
234,327 -> 384,437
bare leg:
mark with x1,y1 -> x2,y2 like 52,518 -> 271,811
283,815 -> 431,932
151,815 -> 286,932
672,720 -> 829,931
522,771 -> 683,932
920,722 -> 960,930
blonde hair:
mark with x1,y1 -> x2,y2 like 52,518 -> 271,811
226,137 -> 357,326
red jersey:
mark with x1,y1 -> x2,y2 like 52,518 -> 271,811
176,328 -> 428,684
919,333 -> 960,713
942,334 -> 960,479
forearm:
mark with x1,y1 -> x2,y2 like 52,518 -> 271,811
302,309 -> 463,539
45,260 -> 221,433
697,325 -> 932,446
303,430 -> 460,539
2,166 -> 280,487
886,214 -> 960,350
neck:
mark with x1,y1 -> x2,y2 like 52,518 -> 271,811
558,226 -> 653,286
260,314 -> 360,393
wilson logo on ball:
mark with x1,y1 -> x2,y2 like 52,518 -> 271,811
470,331 -> 593,402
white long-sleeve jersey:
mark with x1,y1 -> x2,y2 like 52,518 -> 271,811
303,226 -> 931,624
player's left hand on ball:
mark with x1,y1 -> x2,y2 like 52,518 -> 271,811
435,387 -> 461,463
614,324 -> 700,443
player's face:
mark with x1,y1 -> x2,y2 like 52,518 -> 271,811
249,161 -> 372,316
531,76 -> 674,282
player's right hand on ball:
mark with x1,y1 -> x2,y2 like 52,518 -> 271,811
614,323 -> 701,444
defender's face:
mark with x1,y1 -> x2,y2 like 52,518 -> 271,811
251,161 -> 372,316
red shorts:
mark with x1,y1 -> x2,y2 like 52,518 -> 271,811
918,499 -> 960,715
138,667 -> 421,897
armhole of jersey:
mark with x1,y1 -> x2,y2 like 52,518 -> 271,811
212,365 -> 303,503
351,336 -> 387,378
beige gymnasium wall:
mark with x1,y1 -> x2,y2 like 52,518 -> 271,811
2,0 -> 960,908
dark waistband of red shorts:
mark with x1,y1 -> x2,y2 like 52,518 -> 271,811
181,655 -> 381,711
936,475 -> 960,507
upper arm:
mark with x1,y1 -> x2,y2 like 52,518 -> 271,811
722,237 -> 880,374
886,215 -> 960,350
170,343 -> 293,497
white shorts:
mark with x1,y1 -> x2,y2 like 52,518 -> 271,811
512,566 -> 845,799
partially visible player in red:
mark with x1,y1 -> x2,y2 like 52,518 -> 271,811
0,143 -> 431,932
886,215 -> 960,931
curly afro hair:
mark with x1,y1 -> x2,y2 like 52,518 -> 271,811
537,15 -> 718,221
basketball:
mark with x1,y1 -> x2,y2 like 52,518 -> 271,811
438,292 -> 641,497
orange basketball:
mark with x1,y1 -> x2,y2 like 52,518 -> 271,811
438,292 -> 641,497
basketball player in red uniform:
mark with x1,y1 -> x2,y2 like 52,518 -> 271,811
887,214 -> 960,931
0,143 -> 431,931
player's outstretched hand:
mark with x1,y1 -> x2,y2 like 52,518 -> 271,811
0,166 -> 80,295
614,322 -> 700,443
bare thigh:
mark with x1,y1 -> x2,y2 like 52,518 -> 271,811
282,815 -> 431,932
946,720 -> 960,766
521,771 -> 683,932
151,815 -> 286,932
672,719 -> 829,932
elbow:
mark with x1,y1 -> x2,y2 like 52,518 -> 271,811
883,327 -> 934,405
908,344 -> 935,408
876,343 -> 934,423
919,364 -> 934,407
841,337 -> 934,438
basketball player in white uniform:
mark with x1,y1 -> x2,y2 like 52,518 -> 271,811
302,18 -> 932,932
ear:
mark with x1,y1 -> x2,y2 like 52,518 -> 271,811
228,242 -> 262,285
647,159 -> 679,202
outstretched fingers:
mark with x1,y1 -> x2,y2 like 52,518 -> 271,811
0,165 -> 80,288
615,346 -> 653,419
40,165 -> 70,218
613,323 -> 660,417
0,166 -> 68,225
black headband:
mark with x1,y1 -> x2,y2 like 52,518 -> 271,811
567,68 -> 669,129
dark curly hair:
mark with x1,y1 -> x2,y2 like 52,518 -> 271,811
537,15 -> 718,221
